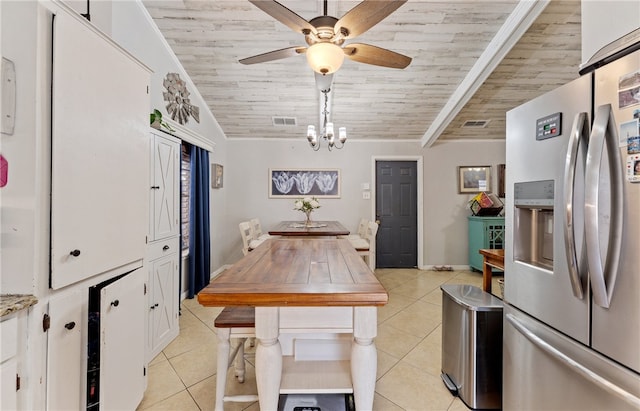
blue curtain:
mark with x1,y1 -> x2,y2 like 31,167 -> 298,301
188,145 -> 211,298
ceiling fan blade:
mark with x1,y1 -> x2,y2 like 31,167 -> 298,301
335,0 -> 407,39
239,46 -> 307,65
249,0 -> 317,35
343,43 -> 411,69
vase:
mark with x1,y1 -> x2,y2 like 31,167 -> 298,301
304,210 -> 312,227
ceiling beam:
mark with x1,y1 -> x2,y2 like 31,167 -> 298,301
421,0 -> 550,148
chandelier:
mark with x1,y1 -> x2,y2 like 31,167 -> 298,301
306,88 -> 346,151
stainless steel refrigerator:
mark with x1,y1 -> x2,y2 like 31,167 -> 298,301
503,30 -> 640,410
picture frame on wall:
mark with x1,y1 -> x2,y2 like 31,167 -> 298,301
458,165 -> 491,194
269,168 -> 341,198
212,163 -> 223,188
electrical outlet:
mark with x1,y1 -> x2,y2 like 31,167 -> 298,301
363,191 -> 371,200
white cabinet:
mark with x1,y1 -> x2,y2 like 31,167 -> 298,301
147,240 -> 180,361
99,269 -> 146,411
1,316 -> 19,410
46,269 -> 146,411
149,131 -> 181,241
147,132 -> 180,361
46,288 -> 85,410
49,11 -> 150,289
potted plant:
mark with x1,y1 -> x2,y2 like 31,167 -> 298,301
150,109 -> 174,132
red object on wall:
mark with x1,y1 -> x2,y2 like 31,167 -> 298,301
0,155 -> 8,187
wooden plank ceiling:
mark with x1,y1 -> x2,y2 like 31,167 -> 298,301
143,0 -> 582,144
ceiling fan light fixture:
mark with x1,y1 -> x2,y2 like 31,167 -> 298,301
306,42 -> 344,75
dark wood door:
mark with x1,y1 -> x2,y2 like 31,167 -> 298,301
375,161 -> 418,268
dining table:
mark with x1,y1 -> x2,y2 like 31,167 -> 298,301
268,220 -> 350,237
197,237 -> 388,411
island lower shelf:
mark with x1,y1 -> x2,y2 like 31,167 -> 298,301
280,358 -> 353,394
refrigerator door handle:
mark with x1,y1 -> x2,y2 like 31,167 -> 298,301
506,313 -> 640,409
585,104 -> 624,308
563,112 -> 589,300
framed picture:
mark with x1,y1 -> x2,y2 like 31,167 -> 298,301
269,168 -> 340,198
458,165 -> 491,194
212,163 -> 223,188
497,164 -> 506,198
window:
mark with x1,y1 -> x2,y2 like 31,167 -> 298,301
181,144 -> 191,250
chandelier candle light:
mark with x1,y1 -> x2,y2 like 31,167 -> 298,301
307,88 -> 346,151
294,197 -> 321,227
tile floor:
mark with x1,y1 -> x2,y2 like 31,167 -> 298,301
137,268 -> 503,411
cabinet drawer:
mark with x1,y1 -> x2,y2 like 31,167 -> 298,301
148,237 -> 180,261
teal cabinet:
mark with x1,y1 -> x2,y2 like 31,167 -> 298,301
468,216 -> 505,271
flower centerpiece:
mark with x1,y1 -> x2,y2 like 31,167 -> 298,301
293,196 -> 320,226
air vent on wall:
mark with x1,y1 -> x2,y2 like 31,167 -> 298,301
462,119 -> 491,128
272,116 -> 297,126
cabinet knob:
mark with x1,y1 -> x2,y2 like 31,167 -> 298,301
64,321 -> 76,330
69,249 -> 81,257
162,245 -> 170,251
110,300 -> 120,307
150,303 -> 159,310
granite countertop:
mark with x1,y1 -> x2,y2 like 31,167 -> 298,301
0,294 -> 38,318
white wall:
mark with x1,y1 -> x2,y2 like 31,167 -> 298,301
581,1 -> 640,64
225,138 -> 506,267
225,138 -> 423,262
1,1 -> 40,294
422,140 -> 506,266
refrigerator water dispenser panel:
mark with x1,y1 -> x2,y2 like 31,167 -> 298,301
513,180 -> 555,270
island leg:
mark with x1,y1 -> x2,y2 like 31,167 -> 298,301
352,307 -> 377,411
255,307 -> 281,411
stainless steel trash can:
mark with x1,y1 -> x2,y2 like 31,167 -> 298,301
440,284 -> 503,410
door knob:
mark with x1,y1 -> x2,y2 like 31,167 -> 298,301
69,249 -> 81,257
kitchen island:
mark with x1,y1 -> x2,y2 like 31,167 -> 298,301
198,238 -> 388,410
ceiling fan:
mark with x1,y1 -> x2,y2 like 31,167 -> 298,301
240,0 -> 412,75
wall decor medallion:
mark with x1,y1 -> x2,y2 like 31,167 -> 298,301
162,72 -> 200,125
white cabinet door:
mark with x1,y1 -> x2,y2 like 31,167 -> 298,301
46,288 -> 85,411
150,132 -> 180,241
148,252 -> 179,361
50,12 -> 150,289
100,268 -> 145,411
0,359 -> 17,410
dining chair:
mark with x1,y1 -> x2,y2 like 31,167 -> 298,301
213,306 -> 258,411
238,221 -> 253,255
249,218 -> 274,242
352,221 -> 379,270
339,218 -> 368,241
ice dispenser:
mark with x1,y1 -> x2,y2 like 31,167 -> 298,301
513,180 -> 555,270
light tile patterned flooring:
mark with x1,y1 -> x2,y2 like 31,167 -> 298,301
137,268 -> 502,411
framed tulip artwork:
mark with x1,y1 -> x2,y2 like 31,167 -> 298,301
269,168 -> 341,198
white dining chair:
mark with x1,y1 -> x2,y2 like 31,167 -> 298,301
339,218 -> 368,241
249,218 -> 274,242
238,221 -> 253,255
351,221 -> 378,270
